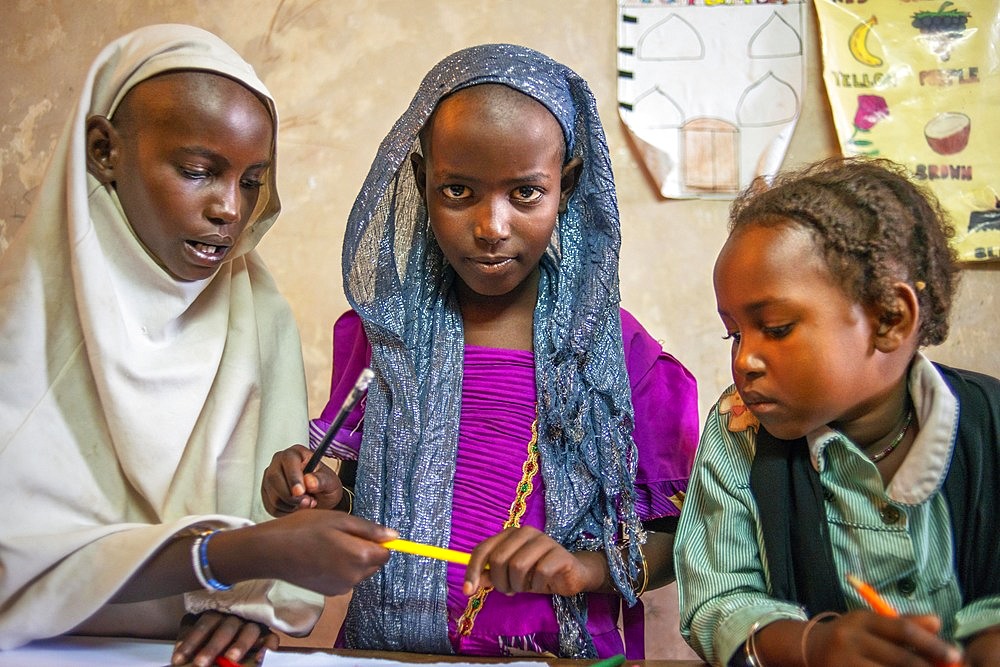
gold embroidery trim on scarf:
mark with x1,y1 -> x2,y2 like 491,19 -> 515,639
456,416 -> 540,637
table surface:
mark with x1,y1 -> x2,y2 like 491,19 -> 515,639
0,636 -> 707,667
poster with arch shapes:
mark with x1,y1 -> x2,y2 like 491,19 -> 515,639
814,0 -> 999,263
617,0 -> 806,200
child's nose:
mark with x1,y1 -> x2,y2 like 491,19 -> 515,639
474,200 -> 511,245
732,340 -> 764,377
207,180 -> 242,225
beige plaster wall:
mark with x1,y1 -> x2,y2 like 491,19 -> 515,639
2,0 -> 996,659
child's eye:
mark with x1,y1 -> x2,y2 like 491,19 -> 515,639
722,331 -> 741,343
240,178 -> 264,190
180,167 -> 210,180
442,184 -> 472,200
763,324 -> 793,339
511,186 -> 543,203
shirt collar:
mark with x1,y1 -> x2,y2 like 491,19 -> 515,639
806,353 -> 958,505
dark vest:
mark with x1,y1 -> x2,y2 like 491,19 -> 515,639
749,364 -> 1000,614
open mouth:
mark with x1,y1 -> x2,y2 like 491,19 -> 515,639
187,241 -> 228,258
184,240 -> 233,269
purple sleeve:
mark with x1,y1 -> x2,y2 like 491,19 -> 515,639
308,310 -> 371,460
621,308 -> 700,520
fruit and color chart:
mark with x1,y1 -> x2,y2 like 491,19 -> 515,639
815,0 -> 999,262
617,0 -> 806,200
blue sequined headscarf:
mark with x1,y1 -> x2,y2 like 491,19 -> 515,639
342,43 -> 643,657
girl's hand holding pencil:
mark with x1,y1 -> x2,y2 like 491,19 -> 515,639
262,368 -> 373,517
844,574 -> 963,667
261,443 -> 350,515
794,606 -> 963,667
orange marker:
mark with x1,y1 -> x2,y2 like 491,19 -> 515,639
846,574 -> 961,667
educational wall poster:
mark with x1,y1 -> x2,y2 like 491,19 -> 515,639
815,0 -> 999,263
617,0 -> 807,200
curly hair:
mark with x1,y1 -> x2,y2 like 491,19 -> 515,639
728,157 -> 960,347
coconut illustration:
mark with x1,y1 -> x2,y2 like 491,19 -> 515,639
924,112 -> 970,155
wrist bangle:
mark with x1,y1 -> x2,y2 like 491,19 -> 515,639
800,611 -> 840,667
191,529 -> 233,592
742,611 -> 795,667
617,538 -> 648,598
340,488 -> 354,514
743,617 -> 766,666
632,543 -> 649,597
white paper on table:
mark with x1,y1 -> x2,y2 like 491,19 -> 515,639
617,0 -> 807,200
0,636 -> 550,667
0,636 -> 174,665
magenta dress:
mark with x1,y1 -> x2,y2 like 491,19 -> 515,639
311,309 -> 699,657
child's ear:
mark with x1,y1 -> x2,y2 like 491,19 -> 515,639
85,115 -> 118,185
873,282 -> 920,353
558,156 -> 583,213
409,151 -> 427,203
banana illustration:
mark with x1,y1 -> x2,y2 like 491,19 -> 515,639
849,16 -> 883,67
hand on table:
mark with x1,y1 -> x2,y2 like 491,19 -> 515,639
172,611 -> 277,667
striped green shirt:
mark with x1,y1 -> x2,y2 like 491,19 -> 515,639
675,354 -> 1000,665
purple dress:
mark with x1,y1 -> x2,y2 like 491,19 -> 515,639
311,309 -> 699,657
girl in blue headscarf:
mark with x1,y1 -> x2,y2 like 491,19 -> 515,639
263,43 -> 699,659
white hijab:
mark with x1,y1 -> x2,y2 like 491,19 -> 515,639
0,24 -> 319,648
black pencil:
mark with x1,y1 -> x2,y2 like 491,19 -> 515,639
303,367 -> 374,474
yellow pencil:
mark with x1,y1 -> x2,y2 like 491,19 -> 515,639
381,538 -> 472,566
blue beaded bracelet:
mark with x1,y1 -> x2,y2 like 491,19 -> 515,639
191,529 -> 233,592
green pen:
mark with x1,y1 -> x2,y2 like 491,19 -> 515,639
590,654 -> 626,667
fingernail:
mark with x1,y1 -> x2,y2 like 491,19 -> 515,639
943,649 -> 963,666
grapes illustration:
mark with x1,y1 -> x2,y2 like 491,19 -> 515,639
911,1 -> 971,61
911,1 -> 971,33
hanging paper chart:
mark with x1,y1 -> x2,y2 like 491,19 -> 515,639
814,0 -> 1000,263
617,0 -> 807,200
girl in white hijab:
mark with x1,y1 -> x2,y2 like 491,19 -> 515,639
0,23 -> 394,666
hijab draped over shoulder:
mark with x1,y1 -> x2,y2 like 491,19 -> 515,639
0,24 -> 318,648
342,43 -> 642,658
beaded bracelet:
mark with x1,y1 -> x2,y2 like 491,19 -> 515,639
191,529 -> 233,592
